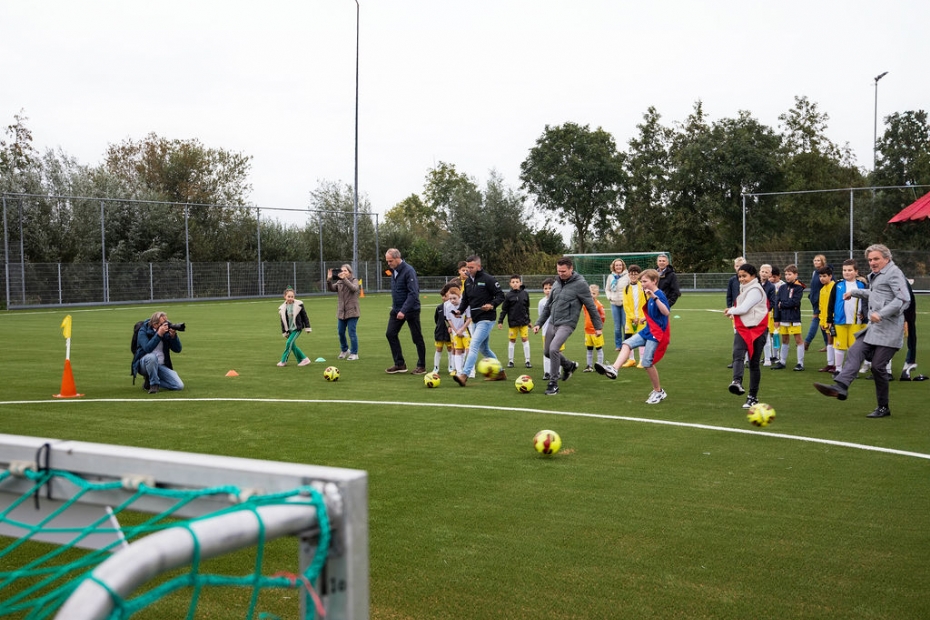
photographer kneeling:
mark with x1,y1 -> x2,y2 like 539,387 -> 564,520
132,311 -> 184,394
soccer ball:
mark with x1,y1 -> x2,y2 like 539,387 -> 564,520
533,430 -> 561,455
323,366 -> 340,382
424,372 -> 441,388
747,402 -> 775,427
515,375 -> 534,393
476,357 -> 502,378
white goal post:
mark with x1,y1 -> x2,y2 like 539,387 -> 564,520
0,433 -> 368,620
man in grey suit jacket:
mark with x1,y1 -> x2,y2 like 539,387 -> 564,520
814,244 -> 911,418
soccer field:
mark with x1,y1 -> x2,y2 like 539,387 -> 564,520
2,292 -> 929,619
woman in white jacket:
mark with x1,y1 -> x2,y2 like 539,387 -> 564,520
725,264 -> 769,409
605,259 -> 630,351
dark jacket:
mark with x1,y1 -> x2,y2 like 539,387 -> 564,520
457,268 -> 504,323
131,320 -> 182,381
774,280 -> 805,324
434,303 -> 449,342
498,286 -> 531,327
278,299 -> 312,334
726,275 -> 740,308
536,271 -> 603,331
657,265 -> 681,307
762,280 -> 776,311
390,260 -> 421,315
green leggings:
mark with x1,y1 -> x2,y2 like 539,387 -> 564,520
281,331 -> 307,363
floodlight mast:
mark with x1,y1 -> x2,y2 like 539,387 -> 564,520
353,0 -> 360,275
873,71 -> 888,171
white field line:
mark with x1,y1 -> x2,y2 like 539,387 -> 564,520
2,397 -> 929,461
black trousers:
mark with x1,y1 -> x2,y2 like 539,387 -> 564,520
386,310 -> 426,368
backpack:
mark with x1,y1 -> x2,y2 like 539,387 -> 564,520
130,320 -> 147,354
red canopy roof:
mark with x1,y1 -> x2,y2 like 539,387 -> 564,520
888,190 -> 930,223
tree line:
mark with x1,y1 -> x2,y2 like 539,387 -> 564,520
2,96 -> 929,275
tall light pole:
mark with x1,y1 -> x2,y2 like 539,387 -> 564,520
352,0 -> 360,275
873,71 -> 888,170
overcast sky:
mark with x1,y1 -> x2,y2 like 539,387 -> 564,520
2,0 -> 927,229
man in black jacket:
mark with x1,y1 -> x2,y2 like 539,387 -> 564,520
453,255 -> 506,386
385,248 -> 427,374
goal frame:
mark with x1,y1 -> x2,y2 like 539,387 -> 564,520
0,433 -> 368,620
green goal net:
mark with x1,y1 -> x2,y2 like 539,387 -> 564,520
564,252 -> 671,287
0,434 -> 368,620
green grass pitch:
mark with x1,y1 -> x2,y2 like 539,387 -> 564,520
2,292 -> 929,619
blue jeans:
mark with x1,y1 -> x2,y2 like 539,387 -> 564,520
804,300 -> 827,345
610,304 -> 626,349
140,353 -> 184,390
338,317 -> 359,354
462,320 -> 497,376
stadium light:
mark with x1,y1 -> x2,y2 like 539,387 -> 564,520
352,0 -> 360,275
873,71 -> 888,171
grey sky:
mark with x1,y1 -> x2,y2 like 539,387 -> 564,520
2,0 -> 926,229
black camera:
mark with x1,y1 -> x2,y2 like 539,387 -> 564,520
331,269 -> 341,282
166,321 -> 186,332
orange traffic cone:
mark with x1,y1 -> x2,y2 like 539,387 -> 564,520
359,279 -> 365,298
53,359 -> 84,398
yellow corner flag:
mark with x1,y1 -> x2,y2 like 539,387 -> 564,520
60,315 -> 73,340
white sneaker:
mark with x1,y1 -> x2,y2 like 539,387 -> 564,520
346,353 -> 359,361
298,358 -> 311,367
859,361 -> 871,374
337,351 -> 348,359
646,389 -> 667,405
763,358 -> 772,367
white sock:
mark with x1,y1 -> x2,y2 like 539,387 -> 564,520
597,348 -> 604,365
522,341 -> 531,363
508,342 -> 515,363
543,356 -> 550,375
586,350 -> 594,366
797,346 -> 805,366
454,353 -> 464,373
433,351 -> 442,372
835,350 -> 845,372
827,345 -> 835,366
780,344 -> 789,364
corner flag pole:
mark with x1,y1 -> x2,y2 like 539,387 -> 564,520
54,315 -> 83,398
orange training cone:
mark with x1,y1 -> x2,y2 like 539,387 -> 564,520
226,370 -> 239,377
53,359 -> 84,398
359,279 -> 365,298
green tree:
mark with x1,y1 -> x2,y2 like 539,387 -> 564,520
612,107 -> 672,253
520,122 -> 626,253
866,110 -> 930,251
307,180 -> 377,263
774,96 -> 866,250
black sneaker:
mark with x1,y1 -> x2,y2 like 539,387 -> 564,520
544,382 -> 559,396
561,361 -> 578,382
525,361 -> 533,369
594,362 -> 618,380
542,372 -> 551,381
507,360 -> 515,368
742,395 -> 758,409
771,362 -> 786,370
728,380 -> 745,396
793,364 -> 805,372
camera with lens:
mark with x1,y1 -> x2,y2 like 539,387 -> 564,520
166,321 -> 186,332
330,269 -> 341,282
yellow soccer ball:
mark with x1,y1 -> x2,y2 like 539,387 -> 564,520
323,366 -> 340,382
515,375 -> 534,393
476,357 -> 502,378
747,402 -> 775,427
533,429 -> 562,455
424,372 -> 441,388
